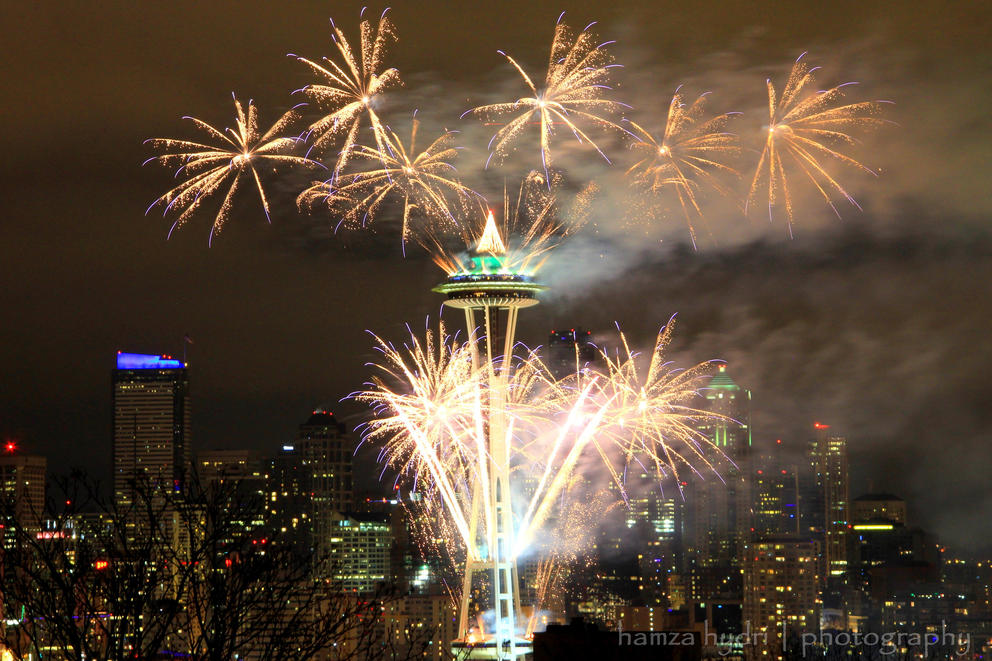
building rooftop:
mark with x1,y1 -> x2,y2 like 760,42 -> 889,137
335,511 -> 391,524
302,409 -> 344,429
707,364 -> 739,390
854,493 -> 904,502
115,352 -> 184,370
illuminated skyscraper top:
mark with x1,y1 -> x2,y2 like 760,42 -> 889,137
112,350 -> 191,509
701,363 -> 751,459
116,352 -> 184,370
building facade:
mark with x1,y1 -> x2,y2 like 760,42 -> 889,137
297,410 -> 354,555
112,352 -> 191,510
0,450 -> 47,547
328,511 -> 392,593
806,423 -> 849,580
742,535 -> 820,659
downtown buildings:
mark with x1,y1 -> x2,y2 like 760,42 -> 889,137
2,344 -> 989,659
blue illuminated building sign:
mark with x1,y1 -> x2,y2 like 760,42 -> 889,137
116,352 -> 184,370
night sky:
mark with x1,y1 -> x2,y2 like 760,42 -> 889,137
2,2 -> 990,552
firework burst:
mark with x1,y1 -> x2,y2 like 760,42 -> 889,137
590,321 -> 730,491
512,319 -> 728,553
297,119 -> 476,250
746,53 -> 890,234
465,15 -> 627,173
525,485 -> 616,636
292,8 -> 401,175
627,90 -> 741,248
144,95 -> 319,244
354,319 -> 729,561
424,170 -> 596,277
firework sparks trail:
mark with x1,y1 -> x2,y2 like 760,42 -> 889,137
512,318 -> 729,554
292,8 -> 401,177
297,119 -> 478,250
746,53 -> 891,235
353,318 -> 730,570
144,95 -> 320,244
464,16 -> 628,175
525,486 -> 617,636
626,90 -> 741,248
423,170 -> 597,277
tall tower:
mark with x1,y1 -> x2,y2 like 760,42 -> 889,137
433,211 -> 543,660
809,423 -> 849,580
0,444 -> 46,548
684,364 -> 751,601
546,327 -> 596,380
750,439 -> 801,536
112,352 -> 191,510
700,364 -> 751,458
297,409 -> 354,555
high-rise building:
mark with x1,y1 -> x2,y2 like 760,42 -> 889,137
547,328 -> 596,379
112,352 -> 191,509
328,511 -> 392,593
382,594 -> 459,660
848,520 -> 940,601
0,446 -> 47,547
700,364 -> 751,459
684,364 -> 751,602
742,535 -> 820,658
266,443 -> 310,553
750,439 -> 800,537
197,449 -> 268,542
197,448 -> 265,483
297,409 -> 354,554
806,423 -> 849,580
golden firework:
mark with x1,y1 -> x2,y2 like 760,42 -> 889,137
354,320 -> 730,560
627,89 -> 741,247
425,171 -> 596,277
293,9 -> 401,175
298,119 -> 476,250
747,53 -> 890,233
465,15 -> 627,172
144,95 -> 318,244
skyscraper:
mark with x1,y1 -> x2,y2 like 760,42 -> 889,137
750,439 -> 800,537
0,446 -> 46,548
806,423 -> 849,579
328,511 -> 392,593
112,352 -> 191,509
266,443 -> 311,553
742,535 -> 820,658
296,409 -> 354,555
684,364 -> 751,601
700,364 -> 751,458
547,328 -> 596,379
